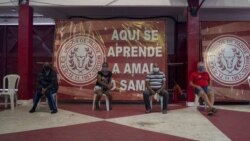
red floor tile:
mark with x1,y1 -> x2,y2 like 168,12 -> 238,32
200,109 -> 250,141
0,121 -> 194,141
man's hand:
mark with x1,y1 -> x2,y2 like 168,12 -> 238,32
42,88 -> 47,95
150,89 -> 155,95
156,89 -> 161,94
196,86 -> 202,90
107,83 -> 113,89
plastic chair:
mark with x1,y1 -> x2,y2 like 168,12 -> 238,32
194,94 -> 207,110
247,76 -> 250,106
92,79 -> 116,111
149,93 -> 164,110
248,76 -> 250,87
0,74 -> 20,110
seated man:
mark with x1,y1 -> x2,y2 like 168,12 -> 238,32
29,62 -> 58,114
190,62 -> 217,115
143,63 -> 169,114
94,62 -> 113,110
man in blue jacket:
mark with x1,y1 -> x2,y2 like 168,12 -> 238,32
29,62 -> 58,114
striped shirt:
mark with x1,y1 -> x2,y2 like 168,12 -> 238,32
146,71 -> 166,89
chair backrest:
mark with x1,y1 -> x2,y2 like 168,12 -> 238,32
3,74 -> 20,91
248,76 -> 250,88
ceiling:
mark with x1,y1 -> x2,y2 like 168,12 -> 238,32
1,2 -> 250,25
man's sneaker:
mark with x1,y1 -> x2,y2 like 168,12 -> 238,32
207,108 -> 214,116
207,111 -> 213,116
145,109 -> 151,114
162,110 -> 167,114
211,107 -> 218,114
29,109 -> 35,113
51,110 -> 58,114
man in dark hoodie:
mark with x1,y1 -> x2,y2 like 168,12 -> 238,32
29,62 -> 58,114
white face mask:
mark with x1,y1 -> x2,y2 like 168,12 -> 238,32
153,67 -> 159,72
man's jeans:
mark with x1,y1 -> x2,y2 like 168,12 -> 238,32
143,89 -> 169,110
31,88 -> 57,111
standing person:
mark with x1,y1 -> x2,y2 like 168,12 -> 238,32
94,62 -> 113,110
190,62 -> 217,115
29,62 -> 58,114
143,63 -> 169,114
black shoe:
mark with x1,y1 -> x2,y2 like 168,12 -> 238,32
51,110 -> 58,114
162,110 -> 167,114
29,109 -> 36,113
95,105 -> 100,110
211,107 -> 218,114
207,108 -> 213,116
145,109 -> 151,113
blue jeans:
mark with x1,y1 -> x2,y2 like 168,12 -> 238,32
31,88 -> 57,111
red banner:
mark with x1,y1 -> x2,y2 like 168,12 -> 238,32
202,22 -> 250,102
53,20 -> 166,101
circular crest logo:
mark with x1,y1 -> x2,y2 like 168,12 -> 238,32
205,35 -> 250,86
57,35 -> 105,86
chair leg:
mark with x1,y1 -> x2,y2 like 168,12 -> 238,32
4,95 -> 8,108
14,93 -> 18,107
104,95 -> 110,111
92,94 -> 97,110
149,96 -> 153,109
194,95 -> 199,110
10,94 -> 14,110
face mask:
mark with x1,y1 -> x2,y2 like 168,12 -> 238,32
198,66 -> 205,72
44,66 -> 50,71
102,67 -> 109,72
153,67 -> 159,72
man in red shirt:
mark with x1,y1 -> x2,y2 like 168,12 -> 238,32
190,62 -> 217,115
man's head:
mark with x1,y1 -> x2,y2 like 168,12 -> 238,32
153,63 -> 160,73
43,62 -> 51,71
197,62 -> 205,72
102,62 -> 109,72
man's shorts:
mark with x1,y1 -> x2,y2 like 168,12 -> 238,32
194,87 -> 212,95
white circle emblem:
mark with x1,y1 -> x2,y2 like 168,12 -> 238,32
57,35 -> 105,86
205,35 -> 250,86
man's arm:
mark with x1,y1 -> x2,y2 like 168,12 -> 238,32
190,80 -> 202,90
97,73 -> 108,87
156,80 -> 165,94
146,80 -> 155,94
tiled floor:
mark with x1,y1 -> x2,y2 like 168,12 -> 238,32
0,102 -> 250,141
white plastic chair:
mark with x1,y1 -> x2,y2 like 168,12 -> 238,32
149,93 -> 164,110
92,79 -> 116,111
248,76 -> 250,87
0,74 -> 20,110
247,76 -> 250,106
194,94 -> 207,110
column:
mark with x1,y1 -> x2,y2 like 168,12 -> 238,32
187,0 -> 200,105
18,0 -> 33,100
